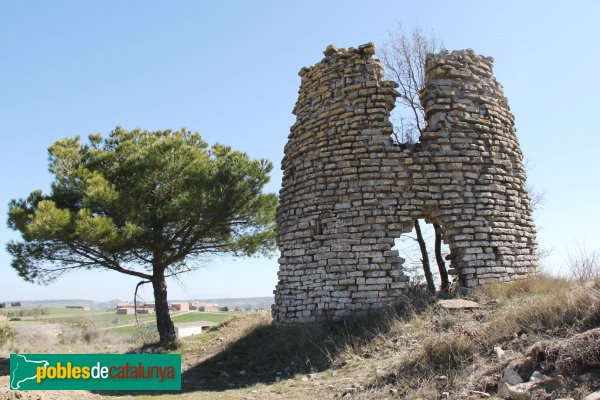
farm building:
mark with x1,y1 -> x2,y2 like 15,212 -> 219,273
117,302 -> 134,308
116,307 -> 134,315
170,302 -> 189,311
190,302 -> 219,312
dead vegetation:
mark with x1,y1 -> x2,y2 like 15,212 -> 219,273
357,275 -> 600,399
566,242 -> 600,283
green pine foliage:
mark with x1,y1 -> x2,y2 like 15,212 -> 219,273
6,127 -> 277,342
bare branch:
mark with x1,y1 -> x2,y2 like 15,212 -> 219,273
380,24 -> 444,144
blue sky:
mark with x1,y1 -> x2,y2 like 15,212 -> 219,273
1,1 -> 598,302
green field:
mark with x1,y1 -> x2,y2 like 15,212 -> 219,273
111,311 -> 236,335
1,307 -> 154,326
111,323 -> 157,336
171,311 -> 235,324
1,306 -> 237,338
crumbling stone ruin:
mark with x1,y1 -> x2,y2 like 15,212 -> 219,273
272,43 -> 538,324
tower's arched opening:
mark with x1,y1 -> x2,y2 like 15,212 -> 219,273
393,218 -> 451,292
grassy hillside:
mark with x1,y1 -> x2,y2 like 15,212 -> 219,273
2,276 -> 599,399
130,276 -> 600,399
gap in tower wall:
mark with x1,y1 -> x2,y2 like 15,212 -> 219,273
394,219 -> 451,290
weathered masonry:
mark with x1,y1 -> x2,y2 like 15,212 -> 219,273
272,43 -> 538,324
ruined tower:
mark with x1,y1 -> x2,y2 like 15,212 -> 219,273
272,43 -> 537,324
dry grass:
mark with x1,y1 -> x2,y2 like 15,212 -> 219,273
474,274 -> 571,301
484,280 -> 600,343
0,320 -> 130,355
334,274 -> 600,398
58,319 -> 108,345
420,333 -> 477,370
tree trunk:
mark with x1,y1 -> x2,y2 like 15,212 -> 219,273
414,220 -> 435,293
152,271 -> 177,344
434,223 -> 449,292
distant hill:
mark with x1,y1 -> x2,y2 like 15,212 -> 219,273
1,297 -> 274,311
0,299 -> 117,311
186,297 -> 274,311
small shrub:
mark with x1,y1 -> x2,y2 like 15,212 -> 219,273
130,324 -> 160,346
83,325 -> 102,343
0,325 -> 18,346
566,242 -> 600,282
435,313 -> 456,330
59,324 -> 82,344
59,319 -> 106,344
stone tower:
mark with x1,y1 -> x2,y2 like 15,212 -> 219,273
272,43 -> 537,324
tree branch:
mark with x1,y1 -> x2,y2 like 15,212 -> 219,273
64,240 -> 152,280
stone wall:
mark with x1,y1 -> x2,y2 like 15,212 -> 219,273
272,43 -> 537,324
